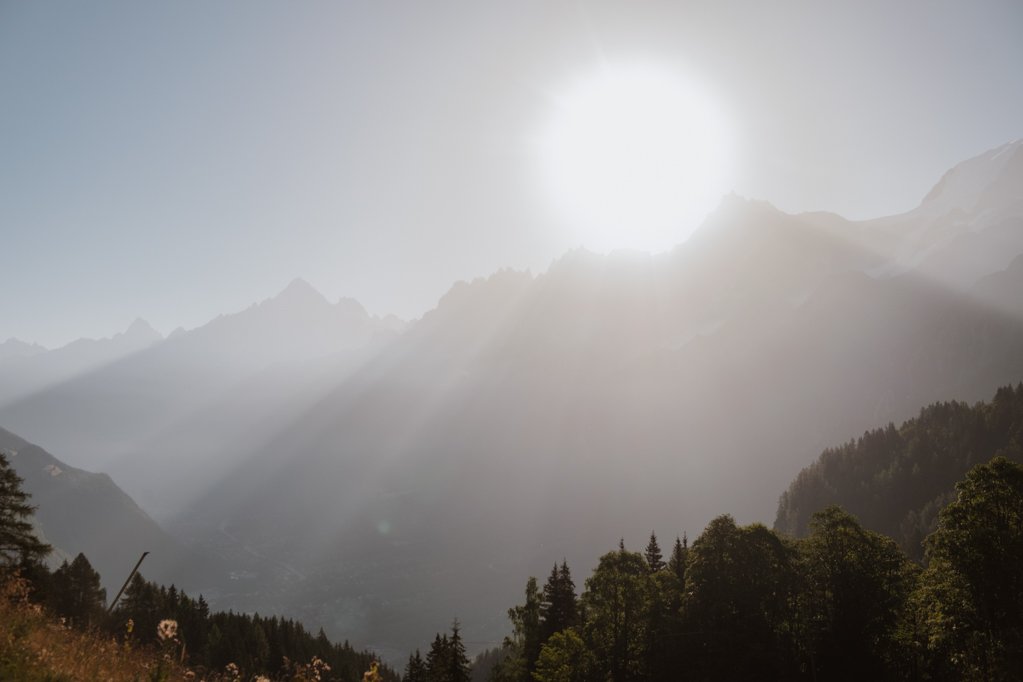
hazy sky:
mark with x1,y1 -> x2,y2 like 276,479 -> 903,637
2,1 -> 1021,346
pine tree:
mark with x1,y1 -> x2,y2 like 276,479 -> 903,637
115,573 -> 160,646
0,452 -> 51,567
425,633 -> 449,682
49,552 -> 106,629
404,649 -> 427,682
644,532 -> 664,572
447,621 -> 471,682
540,561 -> 578,642
667,535 -> 687,584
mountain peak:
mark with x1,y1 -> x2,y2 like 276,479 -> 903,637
335,296 -> 369,318
275,278 -> 328,305
0,337 -> 47,361
126,317 -> 156,333
919,139 -> 1023,216
121,318 -> 162,342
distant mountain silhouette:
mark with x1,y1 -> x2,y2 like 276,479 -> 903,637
0,337 -> 47,363
0,319 -> 162,406
0,280 -> 404,516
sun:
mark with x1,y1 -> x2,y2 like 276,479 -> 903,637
539,63 -> 733,252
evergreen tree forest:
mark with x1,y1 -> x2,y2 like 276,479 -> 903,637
776,383 -> 1023,560
404,621 -> 472,682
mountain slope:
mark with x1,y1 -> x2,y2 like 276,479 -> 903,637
0,426 -> 211,594
855,138 -> 1023,289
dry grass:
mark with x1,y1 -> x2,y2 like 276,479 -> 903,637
0,575 -> 187,682
0,575 -> 378,681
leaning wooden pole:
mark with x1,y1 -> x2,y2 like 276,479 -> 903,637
107,551 -> 149,613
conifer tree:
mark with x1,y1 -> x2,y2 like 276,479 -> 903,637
0,452 -> 50,567
404,649 -> 427,682
447,620 -> 471,682
425,633 -> 449,681
49,553 -> 107,629
540,561 -> 578,643
644,532 -> 664,572
667,535 -> 687,584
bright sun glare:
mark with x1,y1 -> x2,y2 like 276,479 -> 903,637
540,63 -> 733,252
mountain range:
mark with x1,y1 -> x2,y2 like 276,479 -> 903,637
2,139 -> 1021,661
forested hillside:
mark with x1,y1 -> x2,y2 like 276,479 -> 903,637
775,383 -> 1023,559
463,456 -> 1023,682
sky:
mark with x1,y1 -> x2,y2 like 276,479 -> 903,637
2,0 -> 1022,347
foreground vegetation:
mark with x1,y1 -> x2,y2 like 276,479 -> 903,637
0,450 -> 396,681
0,562 -> 398,681
0,573 -> 192,681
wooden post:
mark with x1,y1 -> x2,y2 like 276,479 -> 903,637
107,551 -> 149,613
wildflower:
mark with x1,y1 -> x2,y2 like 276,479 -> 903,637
126,618 -> 134,634
157,619 -> 178,642
311,656 -> 331,678
363,660 -> 382,682
225,661 -> 240,679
